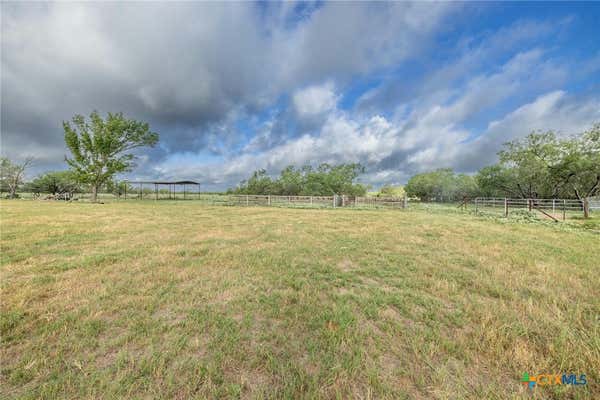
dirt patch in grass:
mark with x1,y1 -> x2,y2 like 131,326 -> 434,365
337,259 -> 359,272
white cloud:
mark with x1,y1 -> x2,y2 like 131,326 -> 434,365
3,2 -> 598,190
455,91 -> 600,171
2,2 -> 456,164
151,87 -> 600,190
242,86 -> 599,188
292,82 -> 337,118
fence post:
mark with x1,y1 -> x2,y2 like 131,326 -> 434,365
246,195 -> 249,206
475,198 -> 478,213
268,195 -> 271,206
583,198 -> 590,219
333,194 -> 336,208
528,199 -> 532,211
563,199 -> 566,221
310,196 -> 313,205
504,197 -> 508,217
552,199 -> 556,214
403,196 -> 408,209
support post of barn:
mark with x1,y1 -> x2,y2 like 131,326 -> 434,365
504,198 -> 508,217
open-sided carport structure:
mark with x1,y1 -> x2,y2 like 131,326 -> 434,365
124,180 -> 201,200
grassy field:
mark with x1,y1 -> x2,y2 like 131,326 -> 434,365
1,201 -> 598,399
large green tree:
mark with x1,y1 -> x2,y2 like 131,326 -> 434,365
64,111 -> 159,202
478,124 -> 600,203
495,131 -> 562,198
552,124 -> 600,201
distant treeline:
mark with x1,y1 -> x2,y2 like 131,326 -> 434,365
230,123 -> 599,201
227,163 -> 367,196
15,172 -> 133,198
406,123 -> 599,201
3,122 -> 598,202
405,169 -> 478,202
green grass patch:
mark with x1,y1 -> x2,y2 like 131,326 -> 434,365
1,200 -> 598,399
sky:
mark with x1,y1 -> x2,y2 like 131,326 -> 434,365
2,1 -> 600,191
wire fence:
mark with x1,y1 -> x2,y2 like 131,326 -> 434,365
9,192 -> 409,209
199,194 -> 408,209
7,191 -> 596,220
471,197 -> 588,220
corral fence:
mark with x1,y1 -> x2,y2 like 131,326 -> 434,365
200,194 -> 408,209
12,190 -> 597,219
472,197 -> 590,220
590,196 -> 600,211
8,191 -> 408,209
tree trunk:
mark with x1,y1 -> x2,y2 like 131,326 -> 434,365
91,184 -> 98,203
9,178 -> 18,198
583,198 -> 590,219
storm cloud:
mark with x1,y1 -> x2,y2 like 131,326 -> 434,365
2,2 -> 599,189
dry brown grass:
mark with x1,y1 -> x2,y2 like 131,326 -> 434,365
1,200 -> 598,399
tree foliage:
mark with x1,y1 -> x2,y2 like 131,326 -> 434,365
229,163 -> 367,196
27,170 -> 81,196
405,169 -> 479,201
553,123 -> 600,200
477,124 -> 600,199
64,111 -> 159,202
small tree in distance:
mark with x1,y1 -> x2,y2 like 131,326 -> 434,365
27,170 -> 81,198
0,156 -> 33,198
64,111 -> 159,202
